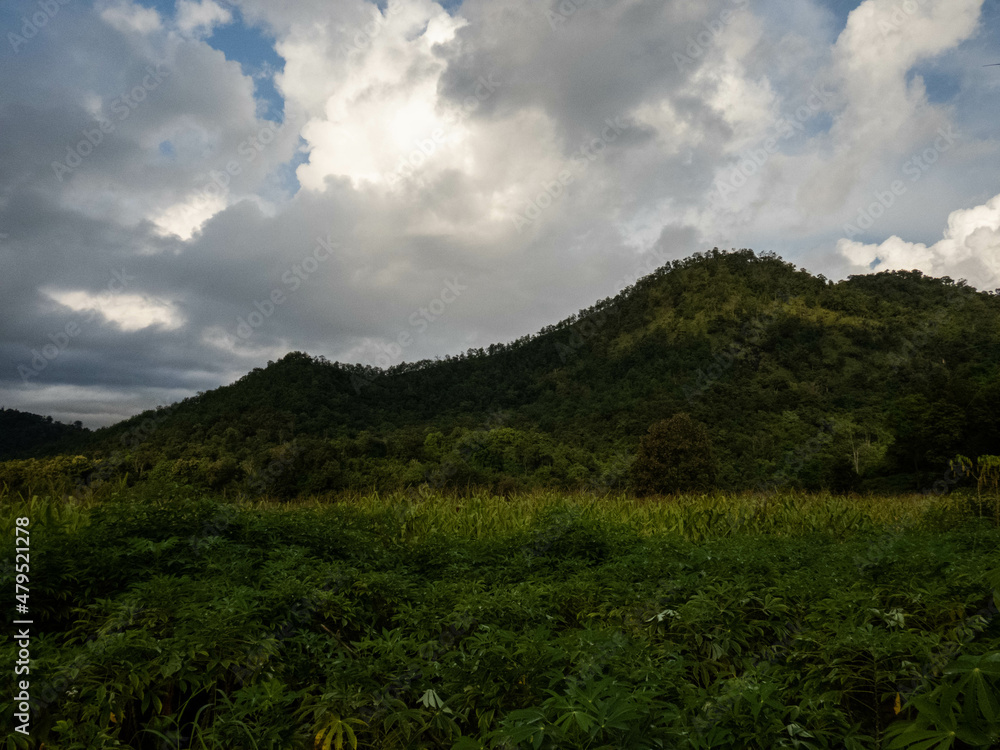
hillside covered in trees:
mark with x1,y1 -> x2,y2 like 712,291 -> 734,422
3,248 -> 999,498
0,408 -> 88,461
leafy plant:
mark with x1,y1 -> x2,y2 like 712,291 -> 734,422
885,653 -> 1000,750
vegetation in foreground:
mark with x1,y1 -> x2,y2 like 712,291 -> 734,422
2,485 -> 999,750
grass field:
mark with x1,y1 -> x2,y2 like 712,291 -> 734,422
2,486 -> 999,749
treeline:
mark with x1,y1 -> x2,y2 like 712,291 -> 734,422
0,425 -> 614,499
0,408 -> 88,461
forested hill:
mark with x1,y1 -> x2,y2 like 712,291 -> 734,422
5,248 -> 1000,495
0,408 -> 89,460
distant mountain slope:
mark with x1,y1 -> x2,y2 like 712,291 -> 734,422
6,249 -> 1000,495
0,408 -> 89,461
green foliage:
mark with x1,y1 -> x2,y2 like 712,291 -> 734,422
2,487 -> 999,749
629,413 -> 717,495
886,653 -> 1000,749
0,454 -> 97,498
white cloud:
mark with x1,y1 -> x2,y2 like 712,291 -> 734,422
838,191 -> 1000,290
175,0 -> 234,38
796,0 -> 982,215
687,9 -> 780,155
152,192 -> 229,240
44,290 -> 184,332
288,1 -> 468,190
98,0 -> 163,35
689,0 -> 992,268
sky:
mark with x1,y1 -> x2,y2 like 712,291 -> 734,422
0,0 -> 998,427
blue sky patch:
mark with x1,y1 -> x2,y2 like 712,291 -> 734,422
207,9 -> 286,122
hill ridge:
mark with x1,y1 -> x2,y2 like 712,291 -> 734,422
4,248 -> 998,496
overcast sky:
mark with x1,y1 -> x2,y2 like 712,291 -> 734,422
1,0 -> 998,427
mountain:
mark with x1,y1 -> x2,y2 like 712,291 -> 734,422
0,408 -> 89,461
4,248 -> 1000,497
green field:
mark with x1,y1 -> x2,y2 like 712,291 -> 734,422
3,487 -> 999,749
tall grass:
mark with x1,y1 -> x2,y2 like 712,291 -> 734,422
3,480 -> 987,539
251,488 -> 977,542
0,486 -> 982,546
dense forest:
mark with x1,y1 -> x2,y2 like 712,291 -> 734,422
0,408 -> 88,460
3,248 -> 999,499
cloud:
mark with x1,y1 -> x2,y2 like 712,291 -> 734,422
97,0 -> 162,35
175,0 -> 234,38
838,190 -> 1000,290
689,0 -> 995,273
2,0 -> 999,427
794,0 -> 982,215
290,1 -> 469,190
0,383 -> 199,426
43,289 -> 184,332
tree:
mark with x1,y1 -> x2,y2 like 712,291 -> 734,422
629,413 -> 717,495
888,395 -> 965,475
